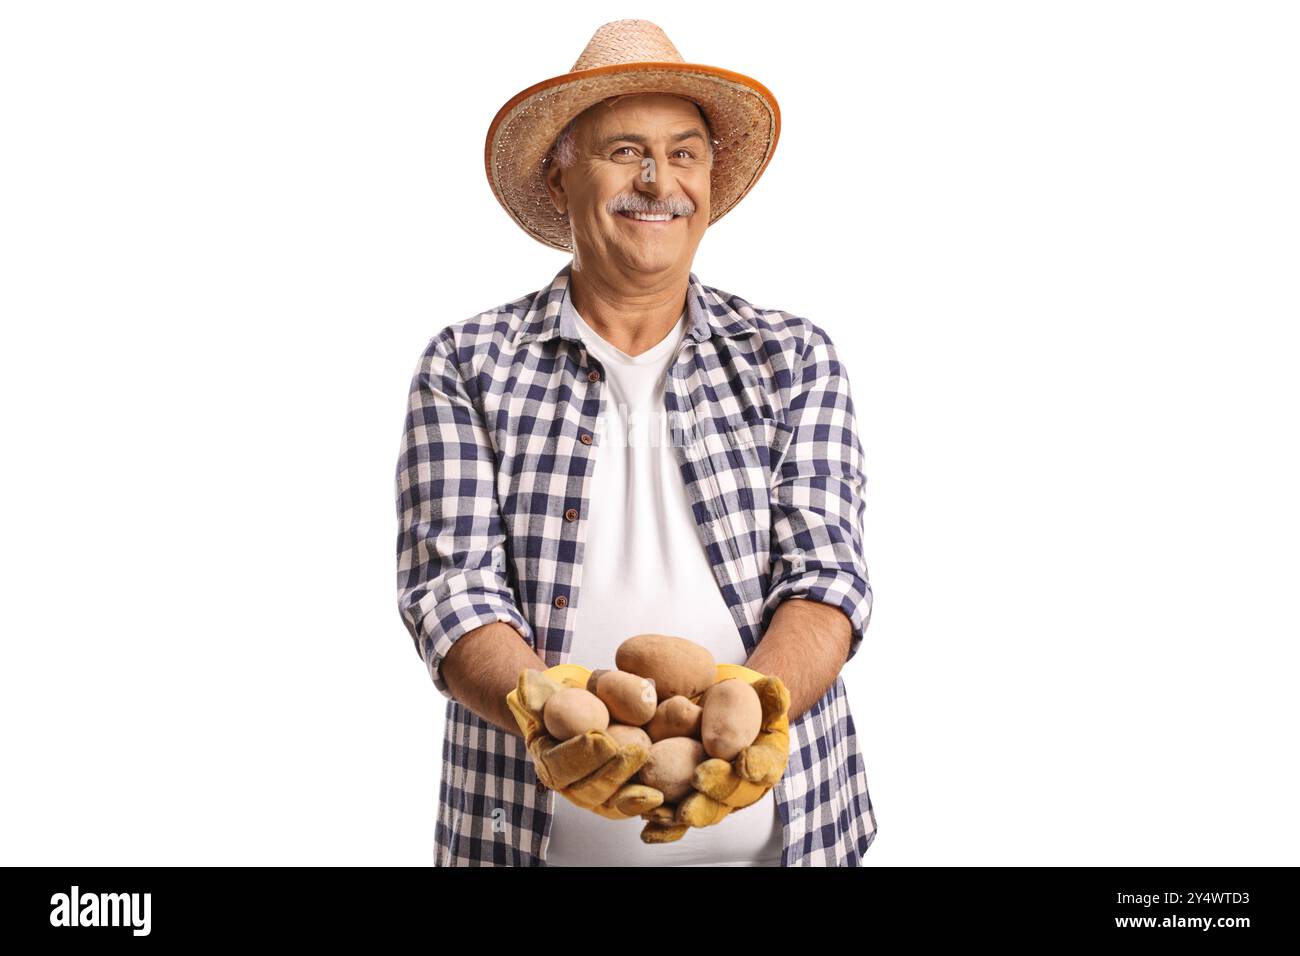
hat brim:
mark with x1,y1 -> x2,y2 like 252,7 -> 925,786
485,62 -> 780,252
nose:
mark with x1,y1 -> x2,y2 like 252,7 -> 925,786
635,150 -> 679,195
635,166 -> 668,199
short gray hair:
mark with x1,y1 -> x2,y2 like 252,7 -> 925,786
542,94 -> 716,175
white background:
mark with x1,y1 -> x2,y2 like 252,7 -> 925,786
2,1 -> 1296,866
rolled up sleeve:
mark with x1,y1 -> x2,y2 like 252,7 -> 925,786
395,329 -> 534,702
759,322 -> 874,663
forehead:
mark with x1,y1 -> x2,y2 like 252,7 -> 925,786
576,93 -> 706,137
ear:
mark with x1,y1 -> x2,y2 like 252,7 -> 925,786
543,161 -> 568,215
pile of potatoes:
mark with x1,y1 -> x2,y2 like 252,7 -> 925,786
541,633 -> 764,808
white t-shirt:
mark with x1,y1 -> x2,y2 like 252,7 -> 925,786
543,304 -> 784,867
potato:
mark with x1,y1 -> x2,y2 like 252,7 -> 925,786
606,723 -> 652,752
645,695 -> 703,742
638,736 -> 706,803
594,670 -> 658,726
585,668 -> 610,694
700,678 -> 762,760
542,686 -> 609,740
616,634 -> 716,702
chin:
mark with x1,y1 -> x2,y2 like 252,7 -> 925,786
617,249 -> 681,274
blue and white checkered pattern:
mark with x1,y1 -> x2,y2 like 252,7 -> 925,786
395,259 -> 877,865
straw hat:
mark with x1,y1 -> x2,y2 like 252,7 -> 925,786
484,19 -> 781,252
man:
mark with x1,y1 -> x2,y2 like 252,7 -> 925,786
395,19 -> 877,866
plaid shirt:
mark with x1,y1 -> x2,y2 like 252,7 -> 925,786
395,259 -> 877,866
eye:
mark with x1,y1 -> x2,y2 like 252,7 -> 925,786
673,149 -> 695,159
612,146 -> 638,158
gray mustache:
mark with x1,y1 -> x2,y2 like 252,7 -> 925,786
607,195 -> 694,217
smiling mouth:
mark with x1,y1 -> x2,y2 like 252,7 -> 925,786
616,210 -> 684,223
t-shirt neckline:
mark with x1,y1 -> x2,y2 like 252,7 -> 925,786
573,307 -> 687,366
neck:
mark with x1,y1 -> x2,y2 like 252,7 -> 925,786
568,261 -> 688,357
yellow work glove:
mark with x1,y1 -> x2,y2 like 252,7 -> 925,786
505,664 -> 664,820
639,663 -> 791,844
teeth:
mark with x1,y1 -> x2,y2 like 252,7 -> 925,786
621,211 -> 675,221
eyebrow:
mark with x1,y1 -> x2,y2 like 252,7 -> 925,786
598,128 -> 709,150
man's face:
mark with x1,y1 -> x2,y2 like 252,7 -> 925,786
545,93 -> 712,276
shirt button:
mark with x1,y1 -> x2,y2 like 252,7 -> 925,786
579,432 -> 593,445
564,507 -> 578,522
553,594 -> 568,609
587,369 -> 600,382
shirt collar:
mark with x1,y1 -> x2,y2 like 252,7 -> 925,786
513,258 -> 755,347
